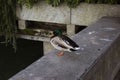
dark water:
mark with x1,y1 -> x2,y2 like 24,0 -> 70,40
0,38 -> 43,80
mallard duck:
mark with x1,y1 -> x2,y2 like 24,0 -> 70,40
50,29 -> 80,56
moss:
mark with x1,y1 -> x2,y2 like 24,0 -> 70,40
17,0 -> 120,8
19,29 -> 37,35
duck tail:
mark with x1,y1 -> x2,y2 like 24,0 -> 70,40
70,47 -> 80,51
70,49 -> 77,51
75,47 -> 80,50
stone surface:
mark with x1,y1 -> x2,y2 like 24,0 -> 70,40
17,2 -> 120,26
43,42 -> 54,55
67,24 -> 75,36
16,1 -> 70,24
18,20 -> 26,29
9,17 -> 120,80
17,34 -> 50,42
72,3 -> 120,25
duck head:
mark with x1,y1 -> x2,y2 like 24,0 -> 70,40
53,29 -> 62,36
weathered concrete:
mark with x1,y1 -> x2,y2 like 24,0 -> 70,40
16,1 -> 70,24
18,20 -> 26,29
17,2 -> 120,26
67,24 -> 75,36
9,17 -> 120,80
17,34 -> 50,42
72,3 -> 120,25
17,2 -> 120,54
43,42 -> 54,55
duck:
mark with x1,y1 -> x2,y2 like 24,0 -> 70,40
50,29 -> 80,56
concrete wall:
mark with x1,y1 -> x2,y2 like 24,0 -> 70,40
16,1 -> 70,24
43,42 -> 54,55
17,1 -> 120,26
82,33 -> 120,80
72,3 -> 120,25
17,1 -> 120,54
9,17 -> 120,80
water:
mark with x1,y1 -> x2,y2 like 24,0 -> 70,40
0,38 -> 43,80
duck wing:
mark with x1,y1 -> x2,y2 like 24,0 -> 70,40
60,35 -> 79,48
50,36 -> 70,51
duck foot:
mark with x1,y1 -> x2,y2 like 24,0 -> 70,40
57,51 -> 64,56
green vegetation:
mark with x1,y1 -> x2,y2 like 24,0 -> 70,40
17,0 -> 39,8
0,0 -> 120,51
0,0 -> 17,51
17,0 -> 120,8
19,29 -> 37,35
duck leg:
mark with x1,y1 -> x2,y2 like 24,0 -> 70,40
57,51 -> 64,56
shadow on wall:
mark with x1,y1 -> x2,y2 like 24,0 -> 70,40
75,25 -> 87,34
0,37 -> 43,80
114,70 -> 120,80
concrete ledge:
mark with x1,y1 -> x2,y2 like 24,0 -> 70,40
9,17 -> 120,80
17,34 -> 50,42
